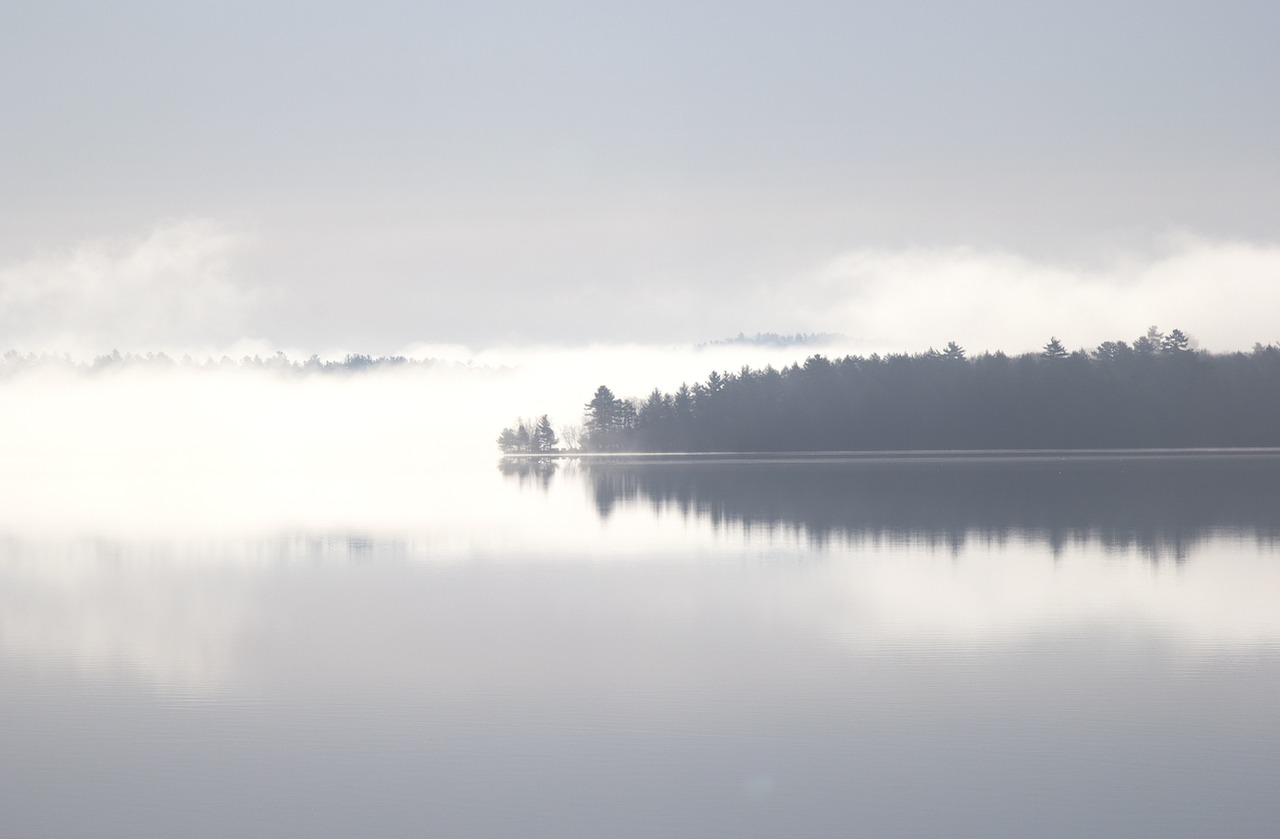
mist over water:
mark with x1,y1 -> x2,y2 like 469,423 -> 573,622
0,341 -> 863,536
5,348 -> 1280,839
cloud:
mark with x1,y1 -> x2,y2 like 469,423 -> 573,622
796,236 -> 1280,354
5,218 -> 1280,355
0,219 -> 254,352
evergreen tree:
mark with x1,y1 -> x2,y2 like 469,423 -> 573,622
1133,326 -> 1163,355
534,415 -> 558,452
1042,337 -> 1068,359
1092,340 -> 1131,361
1163,328 -> 1191,353
585,385 -> 625,450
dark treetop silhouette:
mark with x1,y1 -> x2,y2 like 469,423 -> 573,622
499,328 -> 1280,452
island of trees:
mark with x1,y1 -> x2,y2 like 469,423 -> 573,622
499,328 -> 1280,452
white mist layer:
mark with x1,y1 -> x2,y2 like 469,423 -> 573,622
5,219 -> 1280,353
0,343 -> 846,540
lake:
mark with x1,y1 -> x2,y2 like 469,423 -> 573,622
4,452 -> 1280,837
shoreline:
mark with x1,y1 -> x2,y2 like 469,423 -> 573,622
501,447 -> 1280,464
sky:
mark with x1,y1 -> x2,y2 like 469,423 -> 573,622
3,0 -> 1279,354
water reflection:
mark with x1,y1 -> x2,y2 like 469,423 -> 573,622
496,455 -> 559,491
4,454 -> 1280,837
520,452 -> 1280,560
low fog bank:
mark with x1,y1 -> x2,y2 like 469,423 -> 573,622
5,330 -> 1278,478
0,340 -> 858,538
7,333 -> 1280,539
0,339 -> 866,469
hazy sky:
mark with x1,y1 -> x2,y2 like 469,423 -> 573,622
3,0 -> 1278,353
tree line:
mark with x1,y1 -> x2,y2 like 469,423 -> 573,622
508,327 -> 1280,452
0,349 -> 440,376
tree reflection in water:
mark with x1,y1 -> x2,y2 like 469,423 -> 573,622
501,452 -> 1280,561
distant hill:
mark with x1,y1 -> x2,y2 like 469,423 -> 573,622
697,332 -> 845,348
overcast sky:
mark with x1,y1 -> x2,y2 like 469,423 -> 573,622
3,0 -> 1278,354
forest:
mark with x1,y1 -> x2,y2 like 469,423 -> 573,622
498,328 -> 1280,452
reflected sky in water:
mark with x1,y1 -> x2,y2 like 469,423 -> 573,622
3,454 -> 1280,837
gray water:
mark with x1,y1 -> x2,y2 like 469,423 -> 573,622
4,453 -> 1280,838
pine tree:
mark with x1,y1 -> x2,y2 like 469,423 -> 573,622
534,415 -> 558,452
1163,328 -> 1191,353
584,385 -> 623,450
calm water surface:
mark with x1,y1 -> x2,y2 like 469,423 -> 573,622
3,453 -> 1280,838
